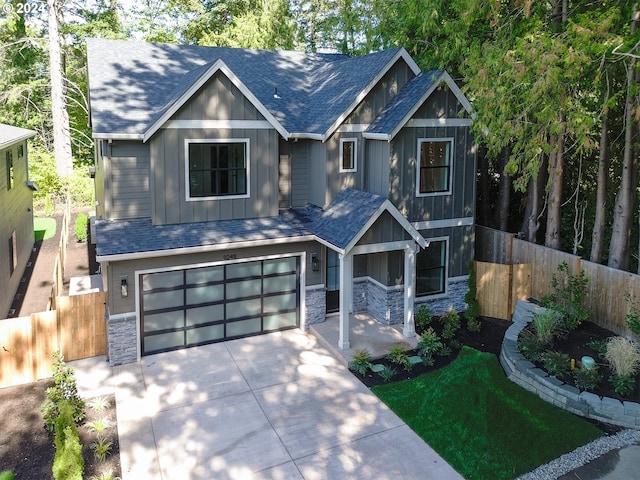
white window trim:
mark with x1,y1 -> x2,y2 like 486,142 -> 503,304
339,137 -> 357,173
415,235 -> 449,298
184,138 -> 250,202
416,137 -> 454,197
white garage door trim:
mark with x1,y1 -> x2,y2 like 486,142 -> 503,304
134,253 -> 306,358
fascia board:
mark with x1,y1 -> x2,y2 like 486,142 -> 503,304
142,59 -> 290,142
93,133 -> 144,141
96,234 -> 317,262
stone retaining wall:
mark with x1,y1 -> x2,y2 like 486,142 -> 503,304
501,300 -> 640,429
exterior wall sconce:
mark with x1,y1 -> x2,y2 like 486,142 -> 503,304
311,253 -> 320,272
120,276 -> 128,298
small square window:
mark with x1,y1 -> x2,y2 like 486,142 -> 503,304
417,139 -> 453,195
340,138 -> 357,172
416,239 -> 447,296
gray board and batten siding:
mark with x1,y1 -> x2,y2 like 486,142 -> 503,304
98,141 -> 151,221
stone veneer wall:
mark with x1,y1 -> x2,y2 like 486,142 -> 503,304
107,313 -> 137,366
501,300 -> 640,429
415,277 -> 468,317
353,278 -> 368,315
305,286 -> 326,325
366,280 -> 404,325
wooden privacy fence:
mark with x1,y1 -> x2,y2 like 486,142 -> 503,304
0,292 -> 106,389
476,225 -> 638,337
475,261 -> 531,320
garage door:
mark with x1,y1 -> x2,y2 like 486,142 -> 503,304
140,256 -> 299,355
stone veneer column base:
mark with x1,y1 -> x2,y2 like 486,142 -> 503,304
107,312 -> 137,366
501,300 -> 640,429
305,286 -> 326,325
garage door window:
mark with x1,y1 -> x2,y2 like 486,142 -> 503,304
141,257 -> 299,355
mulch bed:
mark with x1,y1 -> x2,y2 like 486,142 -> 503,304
353,315 -> 509,389
523,321 -> 640,404
0,379 -> 121,479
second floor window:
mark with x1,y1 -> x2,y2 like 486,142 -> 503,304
6,150 -> 14,190
188,141 -> 248,198
417,139 -> 453,195
340,138 -> 357,172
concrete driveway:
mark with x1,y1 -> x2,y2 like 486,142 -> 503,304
72,329 -> 463,480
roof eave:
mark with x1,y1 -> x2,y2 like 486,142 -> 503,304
323,47 -> 421,140
93,132 -> 145,141
386,71 -> 474,142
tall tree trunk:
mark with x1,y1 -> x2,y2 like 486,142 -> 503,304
521,154 -> 548,243
608,7 -> 639,270
48,0 -> 73,177
477,146 -> 491,226
590,113 -> 609,263
545,124 -> 565,250
497,145 -> 511,231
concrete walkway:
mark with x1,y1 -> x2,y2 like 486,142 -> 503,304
70,329 -> 462,480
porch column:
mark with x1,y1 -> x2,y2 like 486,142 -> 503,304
338,252 -> 353,349
403,244 -> 416,337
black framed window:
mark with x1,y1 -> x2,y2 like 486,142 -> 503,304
340,138 -> 356,171
416,239 -> 447,296
188,141 -> 247,197
6,150 -> 14,190
418,140 -> 451,194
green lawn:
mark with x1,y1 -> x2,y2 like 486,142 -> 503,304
372,346 -> 602,480
34,217 -> 57,241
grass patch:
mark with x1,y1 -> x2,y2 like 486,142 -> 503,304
372,346 -> 602,480
34,217 -> 57,241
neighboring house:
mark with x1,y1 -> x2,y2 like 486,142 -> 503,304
0,124 -> 37,318
86,38 -> 476,366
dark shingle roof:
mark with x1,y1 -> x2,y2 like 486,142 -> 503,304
366,70 -> 442,136
312,189 -> 386,249
95,189 -> 388,258
0,123 -> 36,148
86,38 -> 405,138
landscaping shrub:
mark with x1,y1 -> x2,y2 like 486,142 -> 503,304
518,329 -> 545,362
464,260 -> 482,332
417,327 -> 443,363
53,400 -> 84,480
41,351 -> 85,432
605,337 -> 640,378
573,366 -> 602,392
378,365 -> 397,382
625,292 -> 640,337
415,304 -> 432,329
386,344 -> 411,371
75,213 -> 88,242
541,262 -> 590,331
542,351 -> 571,378
605,337 -> 640,397
0,471 -> 14,480
350,349 -> 372,375
440,309 -> 460,339
532,310 -> 560,345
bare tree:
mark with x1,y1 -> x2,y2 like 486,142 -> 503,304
48,0 -> 73,176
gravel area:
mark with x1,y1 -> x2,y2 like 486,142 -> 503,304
517,429 -> 640,480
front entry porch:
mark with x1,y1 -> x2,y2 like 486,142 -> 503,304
309,313 -> 419,366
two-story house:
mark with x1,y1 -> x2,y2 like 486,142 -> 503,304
86,39 -> 476,366
0,124 -> 37,318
